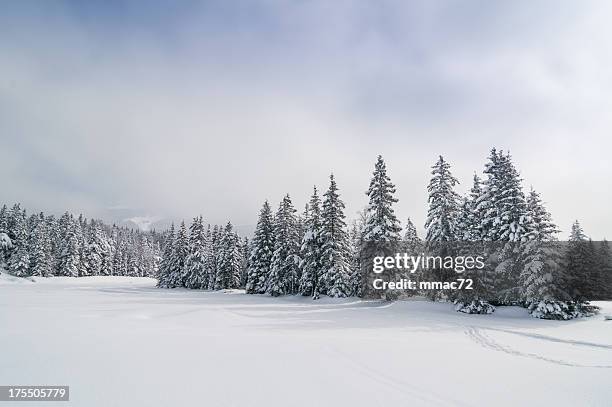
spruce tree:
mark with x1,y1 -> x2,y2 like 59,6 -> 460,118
207,225 -> 221,289
456,175 -> 483,242
240,237 -> 250,288
348,217 -> 365,297
29,214 -> 51,277
157,224 -> 175,288
319,175 -> 352,298
299,186 -> 323,298
524,188 -> 559,241
184,216 -> 208,289
403,217 -> 420,247
0,204 -> 8,234
58,218 -> 81,277
565,220 -> 592,302
85,221 -> 109,276
477,150 -> 529,242
267,195 -> 301,296
425,155 -> 460,242
215,222 -> 241,290
0,204 -> 9,269
168,222 -> 189,288
597,240 -> 612,300
204,225 -> 215,289
519,192 -> 569,318
363,155 -> 402,242
246,201 -> 275,294
7,205 -> 29,277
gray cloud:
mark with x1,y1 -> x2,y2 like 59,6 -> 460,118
1,1 -> 611,238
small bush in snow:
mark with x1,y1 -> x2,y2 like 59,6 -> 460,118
455,299 -> 495,314
528,300 -> 599,320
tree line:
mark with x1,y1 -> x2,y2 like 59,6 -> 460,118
241,151 -> 611,319
156,218 -> 249,290
3,149 -> 611,320
0,205 -> 162,278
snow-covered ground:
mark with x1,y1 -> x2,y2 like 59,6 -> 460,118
0,276 -> 611,407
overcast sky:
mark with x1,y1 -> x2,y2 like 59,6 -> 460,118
1,1 -> 611,238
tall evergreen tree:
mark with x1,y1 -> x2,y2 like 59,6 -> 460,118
519,193 -> 568,318
363,155 -> 402,242
597,240 -> 612,300
239,237 -> 250,288
215,222 -> 241,290
157,224 -> 175,288
57,217 -> 81,277
203,225 -> 215,289
477,150 -> 528,242
29,214 -> 51,277
267,195 -> 301,296
207,225 -> 221,289
168,222 -> 189,288
403,217 -> 420,247
524,188 -> 559,241
184,216 -> 208,289
299,186 -> 323,297
246,201 -> 275,294
425,155 -> 460,242
7,205 -> 29,277
565,221 -> 593,302
319,175 -> 352,298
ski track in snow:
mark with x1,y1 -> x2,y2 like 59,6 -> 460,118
464,327 -> 612,368
326,345 -> 474,407
485,327 -> 612,350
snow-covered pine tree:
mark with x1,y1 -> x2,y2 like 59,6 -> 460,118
203,224 -> 215,289
565,220 -> 591,302
423,156 -> 461,300
524,188 -> 559,241
184,216 -> 208,289
167,221 -> 189,288
403,217 -> 420,246
7,205 -> 29,277
476,150 -> 530,304
240,237 -> 250,288
319,175 -> 352,298
29,214 -> 51,277
75,215 -> 89,277
138,236 -> 155,277
363,155 -> 402,243
425,156 -> 460,242
299,186 -> 323,298
520,239 -> 571,319
125,243 -> 139,277
214,222 -> 241,290
157,224 -> 175,288
477,150 -> 529,242
0,205 -> 9,269
246,201 -> 275,294
455,175 -> 483,242
517,190 -> 572,318
267,195 -> 301,296
57,217 -> 81,277
0,204 -> 7,234
598,240 -> 612,300
348,210 -> 369,297
114,240 -> 128,277
206,225 -> 221,290
85,221 -> 109,277
455,197 -> 472,242
348,221 -> 361,297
